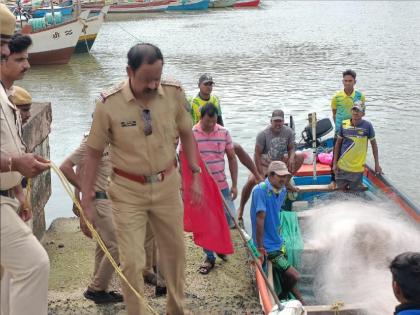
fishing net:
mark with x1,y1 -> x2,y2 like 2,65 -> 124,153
280,210 -> 303,269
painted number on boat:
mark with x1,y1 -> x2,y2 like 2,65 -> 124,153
52,30 -> 73,39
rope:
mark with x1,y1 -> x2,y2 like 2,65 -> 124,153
331,301 -> 344,315
48,162 -> 159,315
25,177 -> 32,209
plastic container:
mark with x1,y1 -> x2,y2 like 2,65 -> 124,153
46,12 -> 62,24
302,148 -> 313,165
28,17 -> 46,31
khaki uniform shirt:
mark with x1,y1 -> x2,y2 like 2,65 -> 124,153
68,135 -> 111,192
0,85 -> 25,191
87,79 -> 192,175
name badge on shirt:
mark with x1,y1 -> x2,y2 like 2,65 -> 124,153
120,121 -> 137,128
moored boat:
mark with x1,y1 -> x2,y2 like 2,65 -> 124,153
81,0 -> 170,14
233,0 -> 260,7
209,0 -> 236,8
21,10 -> 90,65
74,5 -> 109,53
167,0 -> 209,11
248,114 -> 420,314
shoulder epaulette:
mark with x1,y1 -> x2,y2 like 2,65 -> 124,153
98,81 -> 125,103
161,78 -> 182,89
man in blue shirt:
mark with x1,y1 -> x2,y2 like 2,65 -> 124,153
390,252 -> 420,315
250,161 -> 303,303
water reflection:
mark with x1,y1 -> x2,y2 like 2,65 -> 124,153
19,1 -> 420,225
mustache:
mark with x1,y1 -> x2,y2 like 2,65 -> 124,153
143,88 -> 157,94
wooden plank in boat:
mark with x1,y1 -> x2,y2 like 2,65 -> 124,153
305,303 -> 366,315
296,184 -> 335,192
296,184 -> 368,192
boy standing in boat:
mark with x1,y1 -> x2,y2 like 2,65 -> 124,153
390,252 -> 420,315
250,161 -> 303,303
332,103 -> 382,191
330,69 -> 365,188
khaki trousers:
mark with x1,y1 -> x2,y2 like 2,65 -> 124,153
142,223 -> 156,278
143,225 -> 166,288
0,197 -> 49,315
88,199 -> 119,292
108,171 -> 185,315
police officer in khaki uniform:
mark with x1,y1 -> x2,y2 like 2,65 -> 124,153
10,86 -> 32,125
60,134 -> 123,304
81,43 -> 202,315
0,4 -> 50,315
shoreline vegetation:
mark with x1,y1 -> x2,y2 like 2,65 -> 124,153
45,218 -> 261,314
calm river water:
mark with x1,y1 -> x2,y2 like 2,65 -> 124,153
19,1 -> 420,226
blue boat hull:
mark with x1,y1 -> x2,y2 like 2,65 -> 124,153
167,0 -> 209,10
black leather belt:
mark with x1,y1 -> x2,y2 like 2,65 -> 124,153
95,191 -> 108,199
0,189 -> 14,198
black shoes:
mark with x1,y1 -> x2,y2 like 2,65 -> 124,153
155,285 -> 167,297
83,290 -> 123,304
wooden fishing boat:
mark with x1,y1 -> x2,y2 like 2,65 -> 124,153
21,10 -> 90,65
209,0 -> 236,8
81,0 -> 170,14
74,5 -> 109,53
167,0 -> 209,11
233,0 -> 260,7
249,115 -> 420,314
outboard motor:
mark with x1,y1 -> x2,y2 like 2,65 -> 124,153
301,117 -> 333,146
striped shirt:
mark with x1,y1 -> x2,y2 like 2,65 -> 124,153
193,123 -> 233,190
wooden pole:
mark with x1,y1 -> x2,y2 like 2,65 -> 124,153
310,112 -> 317,180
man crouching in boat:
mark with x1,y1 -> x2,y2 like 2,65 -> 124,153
250,161 -> 304,303
332,102 -> 382,191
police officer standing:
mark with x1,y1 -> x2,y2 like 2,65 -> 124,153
1,4 -> 50,315
81,43 -> 202,315
60,134 -> 123,304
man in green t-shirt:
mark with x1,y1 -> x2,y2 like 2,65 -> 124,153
190,74 -> 223,125
330,69 -> 365,187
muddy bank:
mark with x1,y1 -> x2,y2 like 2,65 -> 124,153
44,218 -> 261,314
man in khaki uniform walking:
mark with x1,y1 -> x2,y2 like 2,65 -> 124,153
60,134 -> 123,304
0,4 -> 50,315
81,43 -> 202,315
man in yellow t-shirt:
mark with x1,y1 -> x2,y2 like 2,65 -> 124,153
332,103 -> 382,191
190,74 -> 223,125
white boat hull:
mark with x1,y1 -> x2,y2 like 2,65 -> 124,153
26,16 -> 85,65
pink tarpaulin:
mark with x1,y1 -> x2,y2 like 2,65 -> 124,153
180,149 -> 233,255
